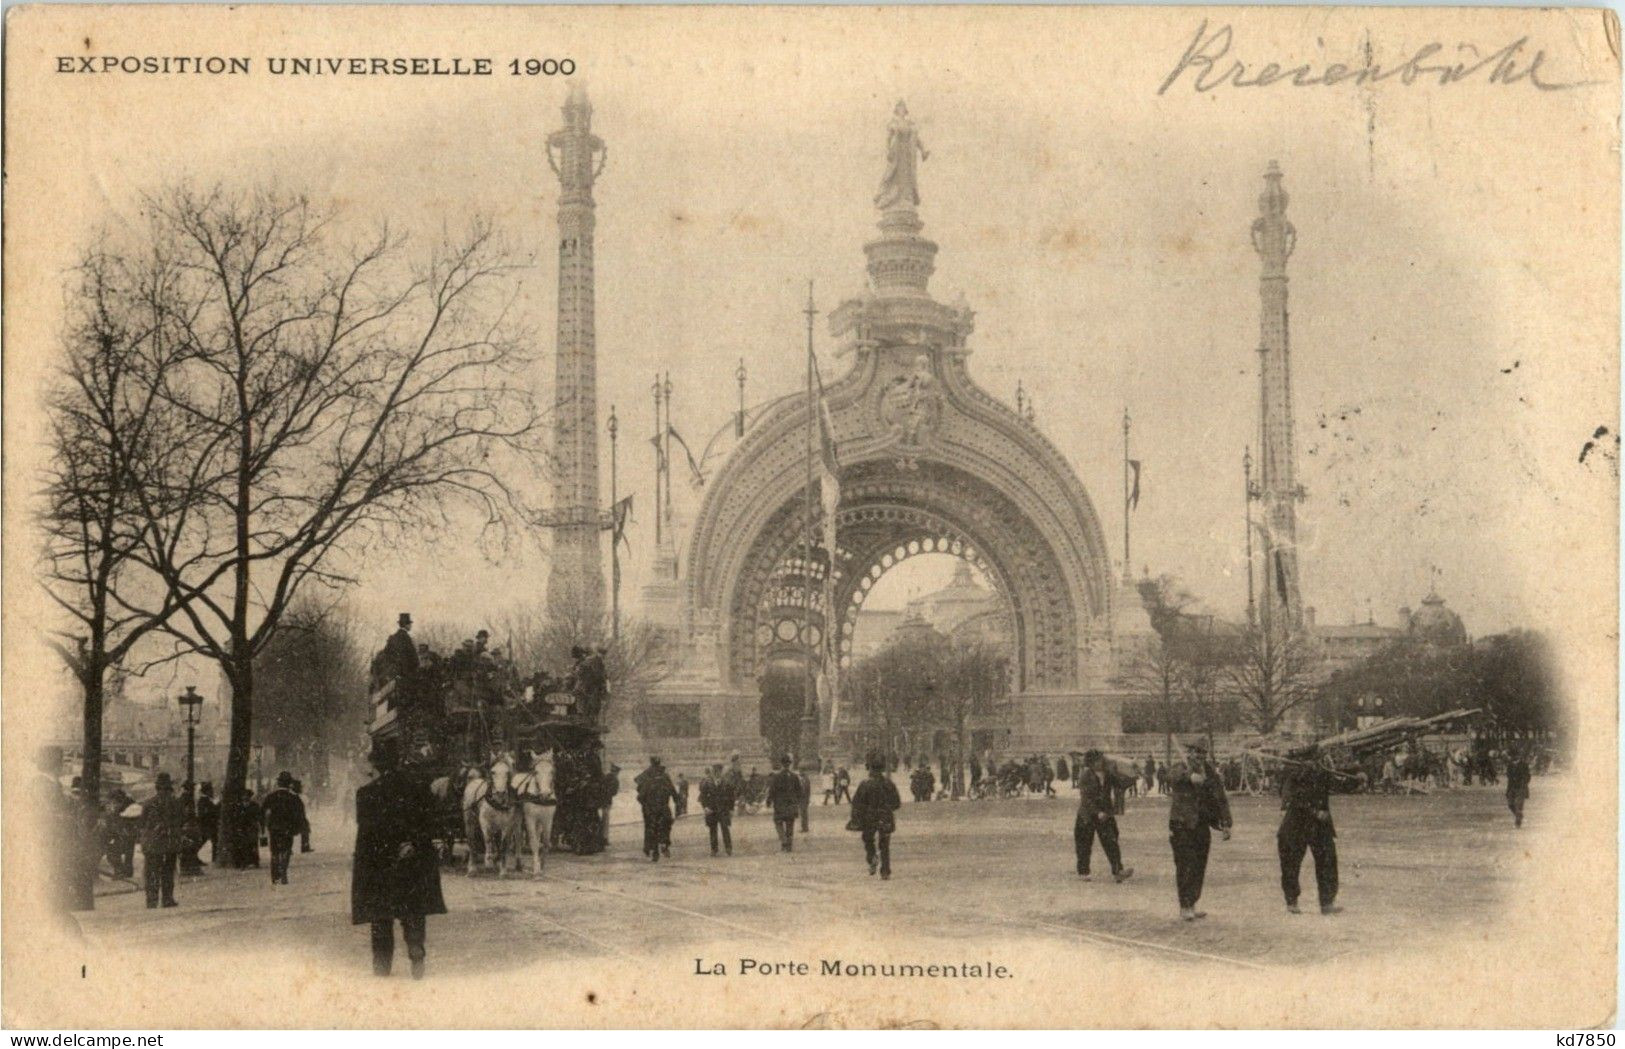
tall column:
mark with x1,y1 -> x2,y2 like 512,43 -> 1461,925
545,84 -> 608,626
1250,160 -> 1304,634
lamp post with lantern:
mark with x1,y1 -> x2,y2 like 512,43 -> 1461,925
177,686 -> 203,799
176,685 -> 204,874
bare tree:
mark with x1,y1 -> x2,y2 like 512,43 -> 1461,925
112,184 -> 545,866
491,600 -> 672,734
927,639 -> 1010,797
1117,639 -> 1188,766
849,626 -> 953,763
1226,625 -> 1320,735
39,246 -> 201,808
253,598 -> 369,792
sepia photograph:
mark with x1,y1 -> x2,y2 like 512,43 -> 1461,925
2,3 -> 1619,1030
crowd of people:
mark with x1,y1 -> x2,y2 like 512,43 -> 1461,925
38,611 -> 1553,980
373,612 -> 610,732
37,749 -> 316,914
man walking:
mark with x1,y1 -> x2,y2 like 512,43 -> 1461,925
1167,740 -> 1231,921
139,772 -> 186,909
851,760 -> 902,879
262,771 -> 309,885
726,753 -> 748,815
352,740 -> 445,979
636,757 -> 677,862
1075,750 -> 1133,883
767,757 -> 802,852
797,765 -> 812,833
674,772 -> 690,818
699,764 -> 736,856
833,765 -> 853,805
1278,752 -> 1340,915
1506,748 -> 1532,828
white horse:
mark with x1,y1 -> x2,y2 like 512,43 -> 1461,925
509,750 -> 556,876
479,753 -> 523,876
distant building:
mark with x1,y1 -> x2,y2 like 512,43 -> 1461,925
1309,584 -> 1469,675
851,560 -> 1012,657
51,674 -> 234,791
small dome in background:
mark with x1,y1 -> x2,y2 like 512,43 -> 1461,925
1407,587 -> 1467,647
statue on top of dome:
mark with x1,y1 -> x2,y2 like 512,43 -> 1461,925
875,101 -> 929,212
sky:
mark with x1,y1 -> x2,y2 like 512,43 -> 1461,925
7,6 -> 1617,713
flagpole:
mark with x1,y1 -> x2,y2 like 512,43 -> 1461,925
800,281 -> 820,772
1243,446 -> 1256,629
651,376 -> 663,550
608,405 -> 620,643
663,372 -> 674,541
1122,408 -> 1132,586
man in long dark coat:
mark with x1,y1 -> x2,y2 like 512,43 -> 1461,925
382,613 -> 419,703
635,757 -> 677,862
140,772 -> 187,909
262,771 -> 308,885
851,762 -> 902,879
352,739 -> 445,979
1505,748 -> 1532,828
766,758 -> 802,852
572,646 -> 608,724
699,763 -> 736,856
1167,740 -> 1232,921
1277,753 -> 1340,915
1075,750 -> 1133,882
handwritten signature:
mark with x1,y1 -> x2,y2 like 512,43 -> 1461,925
1159,20 -> 1599,94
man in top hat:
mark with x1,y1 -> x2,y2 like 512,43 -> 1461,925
352,739 -> 445,979
262,771 -> 309,885
384,613 -> 419,683
635,757 -> 678,862
140,772 -> 187,909
1075,750 -> 1134,883
766,756 -> 803,852
1166,739 -> 1232,921
1277,749 -> 1340,915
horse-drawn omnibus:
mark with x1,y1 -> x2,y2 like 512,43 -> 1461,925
367,653 -> 609,870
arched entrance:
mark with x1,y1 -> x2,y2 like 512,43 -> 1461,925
650,104 -> 1129,761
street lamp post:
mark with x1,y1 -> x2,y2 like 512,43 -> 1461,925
176,686 -> 204,875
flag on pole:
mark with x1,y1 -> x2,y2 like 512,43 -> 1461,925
814,363 -> 841,517
667,426 -> 706,488
813,356 -> 841,725
649,432 -> 666,472
609,495 -> 634,551
1274,549 -> 1290,605
1127,460 -> 1142,509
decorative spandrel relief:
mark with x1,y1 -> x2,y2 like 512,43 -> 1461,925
877,353 -> 942,467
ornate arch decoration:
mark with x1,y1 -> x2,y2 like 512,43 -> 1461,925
685,348 -> 1113,693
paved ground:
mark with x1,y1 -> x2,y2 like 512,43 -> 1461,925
76,780 -> 1546,978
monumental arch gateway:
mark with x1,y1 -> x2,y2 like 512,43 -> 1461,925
642,105 -> 1153,763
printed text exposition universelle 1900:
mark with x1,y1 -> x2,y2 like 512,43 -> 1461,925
54,56 -> 575,76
